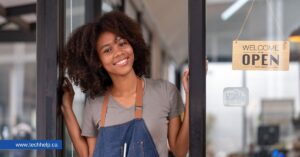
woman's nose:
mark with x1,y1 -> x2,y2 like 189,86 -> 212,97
113,45 -> 124,57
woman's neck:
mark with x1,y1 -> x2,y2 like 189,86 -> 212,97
109,70 -> 138,97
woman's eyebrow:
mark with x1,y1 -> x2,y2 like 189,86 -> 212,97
115,36 -> 121,41
99,44 -> 110,50
98,41 -> 113,51
98,36 -> 122,51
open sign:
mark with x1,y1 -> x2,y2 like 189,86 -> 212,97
232,41 -> 289,71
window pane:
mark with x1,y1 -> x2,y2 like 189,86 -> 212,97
0,43 -> 37,157
206,0 -> 300,156
64,0 -> 85,156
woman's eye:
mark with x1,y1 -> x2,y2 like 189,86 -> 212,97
119,40 -> 127,47
103,47 -> 112,53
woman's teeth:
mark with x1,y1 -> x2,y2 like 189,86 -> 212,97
115,58 -> 128,65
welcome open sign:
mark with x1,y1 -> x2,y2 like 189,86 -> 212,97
232,40 -> 290,71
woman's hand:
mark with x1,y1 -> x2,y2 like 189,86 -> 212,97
61,78 -> 89,157
182,69 -> 189,95
168,68 -> 190,157
182,59 -> 208,95
61,77 -> 75,111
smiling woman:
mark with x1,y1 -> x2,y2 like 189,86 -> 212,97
60,11 -> 190,157
62,11 -> 148,98
96,32 -> 135,77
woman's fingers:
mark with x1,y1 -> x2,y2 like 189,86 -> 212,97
185,69 -> 189,79
183,69 -> 189,82
182,69 -> 189,93
61,77 -> 75,109
64,77 -> 72,87
62,77 -> 74,95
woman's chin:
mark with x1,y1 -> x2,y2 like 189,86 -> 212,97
110,67 -> 135,77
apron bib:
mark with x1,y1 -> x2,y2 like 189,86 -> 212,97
93,78 -> 159,157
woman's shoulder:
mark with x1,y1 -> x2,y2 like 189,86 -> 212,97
144,78 -> 177,92
145,77 -> 167,86
85,94 -> 105,107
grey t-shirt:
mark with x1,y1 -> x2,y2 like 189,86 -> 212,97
81,78 -> 184,157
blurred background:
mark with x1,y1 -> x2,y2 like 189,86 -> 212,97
0,0 -> 299,157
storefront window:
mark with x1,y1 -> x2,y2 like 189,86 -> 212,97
0,43 -> 37,157
64,0 -> 85,156
206,0 -> 300,156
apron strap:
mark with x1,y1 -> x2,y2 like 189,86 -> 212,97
100,93 -> 109,127
99,77 -> 144,127
135,78 -> 143,119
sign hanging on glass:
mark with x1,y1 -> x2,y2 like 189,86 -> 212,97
232,40 -> 290,71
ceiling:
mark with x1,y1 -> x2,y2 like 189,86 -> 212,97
0,0 -> 35,7
0,0 -> 36,42
0,0 -> 36,26
1,0 -> 299,63
143,0 -> 300,63
143,0 -> 188,65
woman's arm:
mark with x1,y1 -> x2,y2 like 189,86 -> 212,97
168,69 -> 190,157
168,60 -> 207,156
168,105 -> 189,157
61,78 -> 90,157
61,107 -> 89,157
86,137 -> 97,157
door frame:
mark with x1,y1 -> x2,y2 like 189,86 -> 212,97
36,0 -> 65,156
188,0 -> 206,156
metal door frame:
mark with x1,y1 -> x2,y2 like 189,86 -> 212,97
188,0 -> 206,156
36,0 -> 65,156
37,0 -> 102,156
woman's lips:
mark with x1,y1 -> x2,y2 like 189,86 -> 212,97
114,58 -> 129,66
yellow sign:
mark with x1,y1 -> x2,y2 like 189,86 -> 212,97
232,40 -> 290,71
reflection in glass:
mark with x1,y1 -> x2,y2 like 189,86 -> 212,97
207,0 -> 300,156
0,43 -> 37,157
64,0 -> 85,156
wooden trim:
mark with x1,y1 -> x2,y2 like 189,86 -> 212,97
188,0 -> 206,156
0,30 -> 35,42
85,0 -> 101,23
6,3 -> 36,17
36,0 -> 64,156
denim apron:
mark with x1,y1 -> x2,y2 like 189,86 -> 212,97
93,78 -> 159,157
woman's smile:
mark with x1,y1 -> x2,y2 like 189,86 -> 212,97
114,57 -> 129,66
97,31 -> 135,76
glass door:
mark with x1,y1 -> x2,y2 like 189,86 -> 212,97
63,0 -> 85,156
206,0 -> 300,156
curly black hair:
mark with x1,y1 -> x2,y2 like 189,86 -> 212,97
61,11 -> 149,98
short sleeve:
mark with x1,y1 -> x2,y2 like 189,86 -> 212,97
166,82 -> 185,119
81,98 -> 98,137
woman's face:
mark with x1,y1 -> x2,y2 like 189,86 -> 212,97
96,31 -> 135,77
